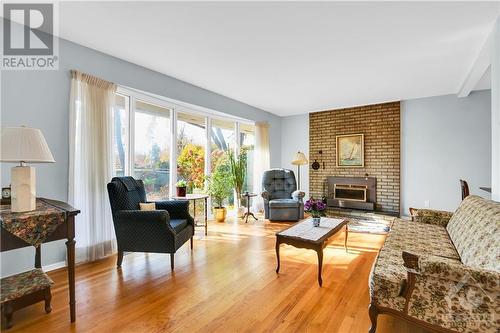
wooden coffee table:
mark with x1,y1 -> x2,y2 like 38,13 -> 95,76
275,217 -> 348,287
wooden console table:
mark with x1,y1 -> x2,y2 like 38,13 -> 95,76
0,198 -> 80,323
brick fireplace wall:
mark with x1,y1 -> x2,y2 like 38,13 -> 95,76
309,102 -> 400,214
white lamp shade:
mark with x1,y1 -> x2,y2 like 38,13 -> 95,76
1,127 -> 55,163
291,151 -> 308,165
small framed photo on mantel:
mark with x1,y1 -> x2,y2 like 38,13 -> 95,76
336,133 -> 364,167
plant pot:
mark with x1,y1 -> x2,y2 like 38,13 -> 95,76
214,207 -> 227,222
312,217 -> 321,227
176,186 -> 187,197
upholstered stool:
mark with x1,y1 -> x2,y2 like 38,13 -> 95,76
1,269 -> 53,329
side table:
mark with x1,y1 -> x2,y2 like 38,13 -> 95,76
170,194 -> 209,235
241,192 -> 258,223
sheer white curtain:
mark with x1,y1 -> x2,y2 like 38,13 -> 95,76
68,70 -> 117,263
252,121 -> 270,212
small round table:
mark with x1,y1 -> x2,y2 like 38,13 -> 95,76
171,194 -> 209,235
241,192 -> 258,223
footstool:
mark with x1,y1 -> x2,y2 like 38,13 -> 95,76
1,269 -> 54,329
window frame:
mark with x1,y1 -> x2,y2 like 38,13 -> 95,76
113,86 -> 256,205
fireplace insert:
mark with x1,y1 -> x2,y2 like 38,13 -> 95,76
333,184 -> 367,202
327,176 -> 376,211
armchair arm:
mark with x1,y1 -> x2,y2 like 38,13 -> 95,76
292,190 -> 305,201
114,210 -> 174,233
408,208 -> 453,226
154,200 -> 194,225
261,191 -> 270,201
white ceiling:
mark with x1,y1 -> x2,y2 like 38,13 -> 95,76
59,2 -> 499,116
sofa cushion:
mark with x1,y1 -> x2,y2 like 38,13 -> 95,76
170,219 -> 188,233
269,199 -> 300,208
446,195 -> 500,271
387,219 -> 459,260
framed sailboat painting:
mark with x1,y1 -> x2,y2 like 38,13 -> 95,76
336,134 -> 364,167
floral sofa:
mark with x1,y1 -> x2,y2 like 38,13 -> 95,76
368,195 -> 499,333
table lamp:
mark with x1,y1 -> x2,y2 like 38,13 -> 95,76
291,151 -> 308,189
0,127 -> 55,212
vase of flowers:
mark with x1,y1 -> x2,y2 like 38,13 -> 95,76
304,197 -> 326,227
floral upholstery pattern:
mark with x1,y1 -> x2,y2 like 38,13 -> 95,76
1,269 -> 53,303
446,195 -> 500,271
406,254 -> 499,332
0,200 -> 66,247
369,196 -> 500,333
387,220 -> 459,259
369,247 -> 407,311
411,208 -> 453,226
369,219 -> 460,311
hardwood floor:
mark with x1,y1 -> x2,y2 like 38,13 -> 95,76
5,218 -> 428,333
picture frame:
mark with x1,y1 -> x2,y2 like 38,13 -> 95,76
336,133 -> 364,167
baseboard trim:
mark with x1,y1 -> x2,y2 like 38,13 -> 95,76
42,261 -> 66,272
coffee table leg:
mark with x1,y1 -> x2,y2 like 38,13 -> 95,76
316,247 -> 323,287
275,238 -> 281,273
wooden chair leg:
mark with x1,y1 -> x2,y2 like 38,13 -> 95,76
117,251 -> 124,267
170,253 -> 174,271
3,302 -> 14,329
368,303 -> 378,333
190,237 -> 193,250
44,288 -> 52,313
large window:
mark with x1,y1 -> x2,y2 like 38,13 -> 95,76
112,94 -> 129,177
112,88 -> 255,216
133,100 -> 171,201
240,123 -> 255,193
211,119 -> 236,208
176,112 -> 206,193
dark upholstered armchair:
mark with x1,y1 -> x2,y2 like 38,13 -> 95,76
107,177 -> 194,270
261,169 -> 305,221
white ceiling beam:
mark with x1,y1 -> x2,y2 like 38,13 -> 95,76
457,28 -> 494,98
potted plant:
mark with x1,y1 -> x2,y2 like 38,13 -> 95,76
228,150 -> 247,217
206,163 -> 233,222
176,179 -> 187,197
304,197 -> 327,227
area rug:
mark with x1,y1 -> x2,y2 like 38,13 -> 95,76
328,215 -> 393,234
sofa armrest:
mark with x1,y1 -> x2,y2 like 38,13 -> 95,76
403,251 -> 500,292
154,200 -> 194,225
408,208 -> 453,226
292,190 -> 305,201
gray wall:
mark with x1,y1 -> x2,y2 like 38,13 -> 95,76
280,114 -> 309,198
1,37 -> 282,276
401,90 -> 491,214
280,91 -> 492,216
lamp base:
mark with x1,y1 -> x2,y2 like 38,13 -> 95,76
11,166 -> 36,212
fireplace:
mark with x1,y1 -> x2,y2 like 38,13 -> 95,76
334,184 -> 367,202
327,176 -> 376,211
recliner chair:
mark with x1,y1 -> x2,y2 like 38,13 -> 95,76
261,168 -> 305,221
107,177 -> 194,270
